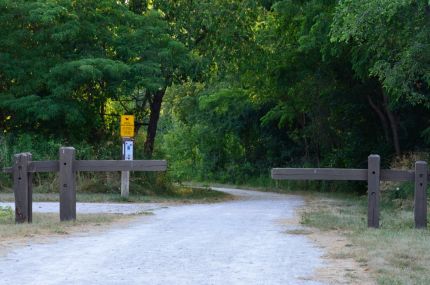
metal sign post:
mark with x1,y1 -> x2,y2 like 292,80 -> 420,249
120,115 -> 135,198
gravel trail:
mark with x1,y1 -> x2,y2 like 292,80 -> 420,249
0,201 -> 165,214
0,188 -> 326,285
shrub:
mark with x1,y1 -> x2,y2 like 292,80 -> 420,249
0,206 -> 13,223
0,133 -> 173,194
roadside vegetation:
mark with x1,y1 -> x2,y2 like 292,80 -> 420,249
266,154 -> 430,284
300,190 -> 430,285
0,132 -> 230,203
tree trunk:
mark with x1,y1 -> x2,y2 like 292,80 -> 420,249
299,113 -> 310,162
382,93 -> 401,155
144,89 -> 165,158
367,95 -> 391,143
367,82 -> 401,156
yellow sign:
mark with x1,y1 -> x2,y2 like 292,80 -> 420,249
120,115 -> 135,137
120,126 -> 134,137
121,115 -> 134,126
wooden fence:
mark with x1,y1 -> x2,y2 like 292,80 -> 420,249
2,147 -> 167,223
271,155 -> 428,229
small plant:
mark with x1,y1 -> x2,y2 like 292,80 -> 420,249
0,206 -> 13,223
387,183 -> 414,200
383,152 -> 430,204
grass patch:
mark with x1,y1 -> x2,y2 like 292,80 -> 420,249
0,186 -> 231,203
301,192 -> 430,285
285,228 -> 313,235
0,209 -> 130,242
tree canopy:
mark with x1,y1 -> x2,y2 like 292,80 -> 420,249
1,0 -> 430,185
0,0 -> 190,147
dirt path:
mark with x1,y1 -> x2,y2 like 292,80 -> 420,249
0,188 -> 328,285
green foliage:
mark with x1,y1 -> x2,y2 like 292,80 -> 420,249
0,0 -> 190,142
2,0 -> 430,192
160,82 -> 300,183
153,0 -> 430,190
0,206 -> 13,223
154,0 -> 264,76
387,183 -> 415,201
0,132 -> 121,191
331,0 -> 430,107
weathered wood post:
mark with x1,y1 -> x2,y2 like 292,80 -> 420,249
26,153 -> 33,223
368,154 -> 380,228
12,153 -> 31,223
59,147 -> 76,221
414,161 -> 428,228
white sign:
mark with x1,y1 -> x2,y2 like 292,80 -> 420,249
124,140 -> 133,161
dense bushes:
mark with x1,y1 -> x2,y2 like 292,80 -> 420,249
0,133 -> 171,194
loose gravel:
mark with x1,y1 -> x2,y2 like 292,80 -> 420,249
0,188 -> 326,285
0,201 -> 164,214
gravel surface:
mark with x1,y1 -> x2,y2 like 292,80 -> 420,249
0,188 -> 326,285
0,201 -> 165,214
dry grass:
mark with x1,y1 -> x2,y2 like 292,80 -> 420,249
0,210 -> 137,250
301,193 -> 430,285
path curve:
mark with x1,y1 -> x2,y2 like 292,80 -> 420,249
0,188 -> 326,285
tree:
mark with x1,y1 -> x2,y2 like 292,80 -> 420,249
0,0 -> 190,154
153,0 -> 265,79
331,0 -> 430,154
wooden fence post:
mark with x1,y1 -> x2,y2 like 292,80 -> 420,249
13,153 -> 31,223
59,147 -> 76,221
368,155 -> 380,228
414,161 -> 428,228
26,153 -> 33,223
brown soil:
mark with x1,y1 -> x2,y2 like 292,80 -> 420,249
309,229 -> 376,285
279,210 -> 375,285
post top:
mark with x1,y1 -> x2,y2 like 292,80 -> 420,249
368,154 -> 380,158
14,152 -> 31,158
415,160 -> 428,165
60,147 -> 76,150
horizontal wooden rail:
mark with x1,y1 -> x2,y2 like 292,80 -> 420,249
75,160 -> 167,172
3,160 -> 58,173
6,147 -> 168,224
271,168 -> 415,182
271,168 -> 367,181
271,155 -> 428,229
30,161 -> 59,173
2,167 -> 12,173
380,169 -> 414,182
3,160 -> 167,173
